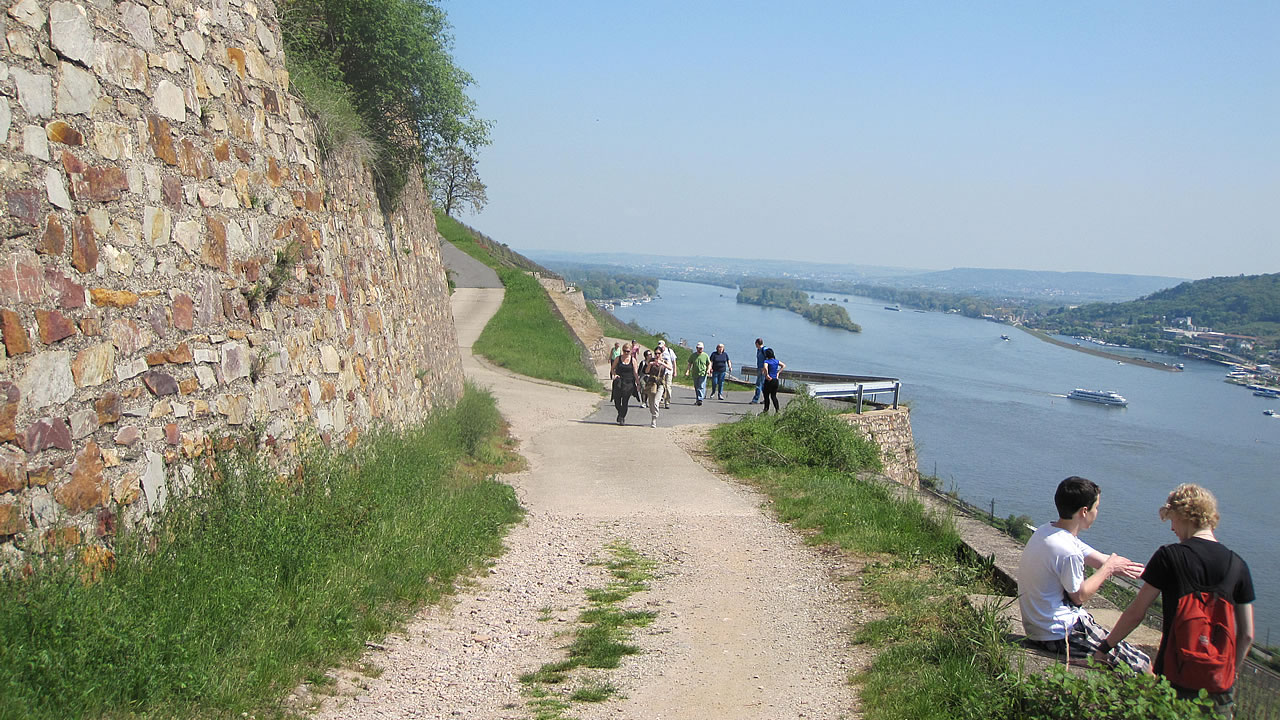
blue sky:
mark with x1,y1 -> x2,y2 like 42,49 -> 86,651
442,1 -> 1278,279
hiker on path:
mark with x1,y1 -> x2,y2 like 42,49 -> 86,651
1017,476 -> 1150,672
610,345 -> 640,425
658,341 -> 677,409
610,342 -> 622,362
749,338 -> 767,404
1092,484 -> 1254,718
637,350 -> 654,405
709,344 -> 731,400
642,347 -> 672,427
760,347 -> 784,414
686,342 -> 711,406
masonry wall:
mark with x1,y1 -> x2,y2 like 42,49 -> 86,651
840,407 -> 919,489
536,274 -> 607,366
0,0 -> 462,563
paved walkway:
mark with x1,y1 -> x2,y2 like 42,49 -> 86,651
440,239 -> 502,288
308,257 -> 857,718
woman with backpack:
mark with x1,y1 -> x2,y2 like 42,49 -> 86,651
1092,484 -> 1255,718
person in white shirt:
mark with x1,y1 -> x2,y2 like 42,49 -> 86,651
657,341 -> 677,409
1017,476 -> 1151,672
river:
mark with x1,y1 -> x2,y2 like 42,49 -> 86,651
612,279 -> 1278,643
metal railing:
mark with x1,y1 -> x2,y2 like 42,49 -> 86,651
739,368 -> 902,413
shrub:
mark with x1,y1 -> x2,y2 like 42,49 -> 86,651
1007,664 -> 1214,719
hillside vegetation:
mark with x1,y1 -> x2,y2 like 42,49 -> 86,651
281,0 -> 488,210
560,269 -> 659,301
737,286 -> 862,332
1037,273 -> 1280,355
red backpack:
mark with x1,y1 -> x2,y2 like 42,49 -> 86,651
1162,556 -> 1238,694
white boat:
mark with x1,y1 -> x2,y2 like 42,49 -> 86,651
1000,335 -> 1010,341
884,304 -> 900,311
1265,409 -> 1277,417
1067,388 -> 1128,406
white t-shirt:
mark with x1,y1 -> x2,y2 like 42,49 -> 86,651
1017,523 -> 1096,641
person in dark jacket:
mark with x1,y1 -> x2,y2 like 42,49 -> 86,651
709,343 -> 731,400
610,345 -> 640,425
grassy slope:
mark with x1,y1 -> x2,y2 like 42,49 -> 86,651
436,212 -> 599,390
0,387 -> 522,720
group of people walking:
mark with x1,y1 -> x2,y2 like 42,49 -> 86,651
1018,477 -> 1254,718
608,337 -> 787,426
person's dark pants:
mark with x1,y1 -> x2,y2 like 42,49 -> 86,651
751,370 -> 765,402
762,378 -> 780,412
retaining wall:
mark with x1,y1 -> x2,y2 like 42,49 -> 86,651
0,0 -> 461,564
840,407 -> 919,489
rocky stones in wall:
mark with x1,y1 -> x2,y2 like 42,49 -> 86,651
0,0 -> 463,563
840,407 -> 920,490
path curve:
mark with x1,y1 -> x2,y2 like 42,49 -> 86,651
307,288 -> 863,719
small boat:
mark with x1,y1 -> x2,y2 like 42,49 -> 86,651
884,304 -> 900,311
1265,409 -> 1277,417
1067,388 -> 1128,406
1000,334 -> 1010,341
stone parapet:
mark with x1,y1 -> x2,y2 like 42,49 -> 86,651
537,274 -> 607,366
0,0 -> 461,562
839,407 -> 919,490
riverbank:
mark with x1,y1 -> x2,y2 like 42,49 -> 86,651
1016,325 -> 1181,371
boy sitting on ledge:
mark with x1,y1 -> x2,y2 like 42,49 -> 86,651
1017,476 -> 1151,672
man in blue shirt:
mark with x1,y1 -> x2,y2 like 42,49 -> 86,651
749,338 -> 766,404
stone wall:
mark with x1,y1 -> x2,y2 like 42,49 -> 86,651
840,407 -> 919,489
0,0 -> 462,563
536,273 -> 607,366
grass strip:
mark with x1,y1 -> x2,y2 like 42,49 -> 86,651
709,392 -> 1229,719
519,542 -> 656,718
473,267 -> 599,389
0,385 -> 523,720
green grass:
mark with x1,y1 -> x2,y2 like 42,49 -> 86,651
708,391 -> 1228,720
0,385 -> 523,720
473,267 -> 599,390
519,542 -> 656,718
437,213 -> 599,390
436,211 -> 505,271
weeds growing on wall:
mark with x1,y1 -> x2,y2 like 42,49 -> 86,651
0,386 -> 522,720
281,0 -> 489,210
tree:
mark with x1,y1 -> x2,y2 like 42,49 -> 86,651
429,145 -> 487,216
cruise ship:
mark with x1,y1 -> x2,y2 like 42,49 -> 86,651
1067,388 -> 1129,406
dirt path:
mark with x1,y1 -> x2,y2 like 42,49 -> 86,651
307,288 -> 864,719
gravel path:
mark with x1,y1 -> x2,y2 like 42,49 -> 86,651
305,288 -> 866,719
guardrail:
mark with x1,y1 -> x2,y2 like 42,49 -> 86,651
739,368 -> 901,413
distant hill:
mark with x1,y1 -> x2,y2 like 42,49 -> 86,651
881,268 -> 1186,304
1043,273 -> 1280,339
525,251 -> 1185,304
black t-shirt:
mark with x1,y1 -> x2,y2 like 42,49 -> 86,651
709,351 -> 729,372
1141,537 -> 1255,680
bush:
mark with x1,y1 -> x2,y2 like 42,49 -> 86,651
1007,664 -> 1214,719
713,392 -> 881,475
